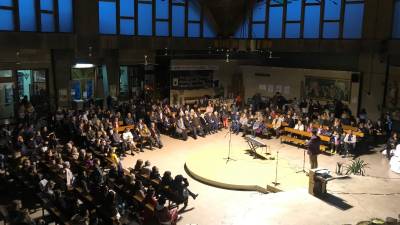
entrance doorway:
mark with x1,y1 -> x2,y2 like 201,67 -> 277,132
16,70 -> 48,114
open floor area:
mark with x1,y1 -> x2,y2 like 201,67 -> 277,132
121,131 -> 400,225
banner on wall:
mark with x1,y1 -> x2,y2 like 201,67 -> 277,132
304,76 -> 351,102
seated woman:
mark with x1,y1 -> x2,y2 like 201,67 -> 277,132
294,120 -> 305,131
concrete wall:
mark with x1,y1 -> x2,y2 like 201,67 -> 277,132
241,66 -> 360,115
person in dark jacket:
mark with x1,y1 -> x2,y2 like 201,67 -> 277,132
307,130 -> 321,169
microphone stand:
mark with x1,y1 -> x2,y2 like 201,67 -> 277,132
223,127 -> 236,164
272,148 -> 280,186
296,148 -> 307,173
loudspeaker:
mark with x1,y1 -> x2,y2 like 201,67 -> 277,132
351,73 -> 360,83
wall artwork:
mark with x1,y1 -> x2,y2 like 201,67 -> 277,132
304,76 -> 350,102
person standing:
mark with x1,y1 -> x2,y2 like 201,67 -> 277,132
307,130 -> 321,169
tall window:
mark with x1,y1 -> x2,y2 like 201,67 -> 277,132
98,0 -> 216,38
0,0 -> 73,32
393,0 -> 400,38
0,0 -> 14,31
235,0 -> 364,39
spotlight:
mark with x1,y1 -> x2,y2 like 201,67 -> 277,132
72,63 -> 95,68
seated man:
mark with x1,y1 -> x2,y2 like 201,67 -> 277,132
191,113 -> 205,137
176,116 -> 188,141
199,113 -> 210,135
183,112 -> 197,139
149,122 -> 163,148
271,115 -> 282,137
109,129 -> 124,156
137,119 -> 155,150
231,111 -> 240,134
124,112 -> 135,126
343,131 -> 356,157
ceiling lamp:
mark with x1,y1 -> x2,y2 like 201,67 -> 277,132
72,63 -> 95,68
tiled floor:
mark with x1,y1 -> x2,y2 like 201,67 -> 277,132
121,131 -> 400,225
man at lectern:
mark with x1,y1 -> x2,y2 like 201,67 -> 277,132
307,129 -> 321,169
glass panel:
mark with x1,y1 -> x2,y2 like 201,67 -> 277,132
172,5 -> 184,37
99,1 -> 117,34
58,0 -> 73,32
343,3 -> 364,39
203,17 -> 216,38
252,0 -> 266,22
188,22 -> 200,37
188,0 -> 201,21
17,70 -> 32,101
156,21 -> 169,36
71,80 -> 81,100
84,80 -> 93,99
0,0 -> 12,6
234,18 -> 249,38
268,6 -> 283,38
71,68 -> 95,80
285,23 -> 300,38
394,0 -> 400,38
120,18 -> 134,35
304,5 -> 320,38
41,13 -> 55,32
286,0 -> 301,21
120,66 -> 129,97
120,0 -> 134,17
0,9 -> 14,31
323,22 -> 339,39
40,0 -> 53,11
0,70 -> 12,78
0,83 -> 14,119
19,0 -> 36,31
270,0 -> 283,6
156,0 -> 168,19
138,3 -> 152,36
252,23 -> 265,38
31,70 -> 48,111
324,0 -> 341,20
100,65 -> 109,97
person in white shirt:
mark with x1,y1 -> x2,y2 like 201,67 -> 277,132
294,120 -> 305,131
343,131 -> 356,157
63,161 -> 74,188
390,144 -> 400,173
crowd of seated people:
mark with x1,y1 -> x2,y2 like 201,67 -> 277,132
0,98 -> 205,225
227,93 -> 387,157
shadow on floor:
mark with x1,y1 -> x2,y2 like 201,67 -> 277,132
244,149 -> 268,160
317,193 -> 353,211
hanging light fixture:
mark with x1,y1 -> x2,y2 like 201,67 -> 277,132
225,53 -> 230,63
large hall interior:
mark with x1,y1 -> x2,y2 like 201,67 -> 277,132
1,0 -> 400,224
